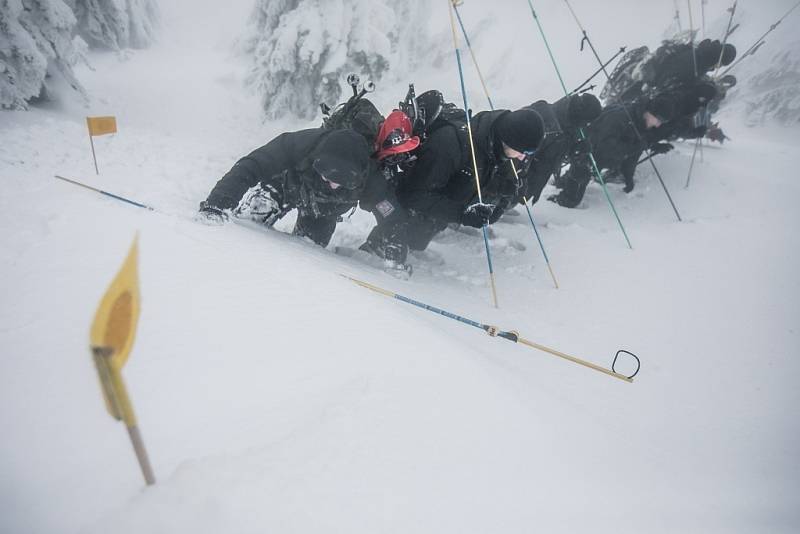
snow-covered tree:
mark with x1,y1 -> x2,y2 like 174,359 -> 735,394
739,41 -> 800,126
0,0 -> 86,110
65,0 -> 159,50
239,0 -> 428,120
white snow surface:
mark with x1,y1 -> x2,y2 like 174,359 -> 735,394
1,1 -> 799,533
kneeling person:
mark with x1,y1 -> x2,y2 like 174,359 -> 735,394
198,128 -> 385,248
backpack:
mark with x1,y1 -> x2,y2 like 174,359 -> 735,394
322,97 -> 385,147
424,102 -> 468,138
600,45 -> 650,104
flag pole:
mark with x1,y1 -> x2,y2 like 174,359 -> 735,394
88,129 -> 99,175
89,235 -> 154,486
92,346 -> 155,485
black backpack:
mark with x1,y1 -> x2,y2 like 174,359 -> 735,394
600,45 -> 650,104
322,96 -> 385,147
423,101 -> 469,138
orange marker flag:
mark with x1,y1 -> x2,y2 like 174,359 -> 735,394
86,116 -> 117,175
89,234 -> 155,485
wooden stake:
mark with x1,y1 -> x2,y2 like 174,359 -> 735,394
92,346 -> 156,485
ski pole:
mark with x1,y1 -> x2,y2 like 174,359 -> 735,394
686,1 -> 738,189
717,0 -> 800,78
342,274 -> 640,382
513,165 -> 560,289
713,2 -> 738,76
452,4 -> 559,289
561,0 -> 683,222
683,0 -> 702,188
452,2 -> 494,110
688,0 -> 698,79
447,0 -> 500,308
673,0 -> 683,33
525,0 -> 634,249
701,0 -> 707,38
54,175 -> 155,211
571,47 -> 626,95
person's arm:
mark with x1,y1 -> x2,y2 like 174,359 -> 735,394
204,132 -> 299,210
359,164 -> 409,226
621,150 -> 642,193
396,128 -> 465,222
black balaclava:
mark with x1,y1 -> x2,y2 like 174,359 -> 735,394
494,109 -> 545,154
568,93 -> 602,128
645,96 -> 676,123
311,129 -> 370,190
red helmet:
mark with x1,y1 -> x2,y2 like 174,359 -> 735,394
375,110 -> 420,160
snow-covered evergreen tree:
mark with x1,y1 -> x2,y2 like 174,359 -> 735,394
64,0 -> 159,50
239,0 -> 428,120
738,41 -> 800,126
0,0 -> 86,109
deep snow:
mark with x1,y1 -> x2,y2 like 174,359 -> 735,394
1,1 -> 799,533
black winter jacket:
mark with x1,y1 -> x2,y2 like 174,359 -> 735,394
205,128 -> 404,224
582,103 -> 651,186
520,97 -> 588,203
397,110 -> 523,223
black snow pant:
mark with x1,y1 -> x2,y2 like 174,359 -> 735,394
405,213 -> 449,251
551,164 -> 592,208
293,212 -> 338,247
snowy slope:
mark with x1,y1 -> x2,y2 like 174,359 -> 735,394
1,1 -> 799,533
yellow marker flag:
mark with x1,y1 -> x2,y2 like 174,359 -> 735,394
86,116 -> 117,174
86,116 -> 117,137
88,234 -> 155,485
90,235 -> 140,371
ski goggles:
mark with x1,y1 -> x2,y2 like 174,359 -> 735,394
312,158 -> 364,190
319,174 -> 341,190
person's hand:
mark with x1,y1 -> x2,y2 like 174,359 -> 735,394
195,201 -> 228,225
461,202 -> 495,228
623,178 -> 635,193
706,123 -> 729,144
650,142 -> 674,155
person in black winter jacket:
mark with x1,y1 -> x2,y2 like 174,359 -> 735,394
197,128 -> 405,248
358,110 -> 421,264
516,93 -> 602,206
608,39 -> 736,105
396,108 -> 544,251
549,96 -> 675,208
641,39 -> 736,94
646,80 -> 719,142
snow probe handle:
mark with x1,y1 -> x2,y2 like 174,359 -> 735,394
517,337 -> 638,383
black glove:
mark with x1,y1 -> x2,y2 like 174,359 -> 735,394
547,193 -> 580,208
706,123 -> 729,144
360,222 -> 409,264
460,202 -> 495,228
196,201 -> 228,225
650,142 -> 674,155
623,173 -> 636,193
